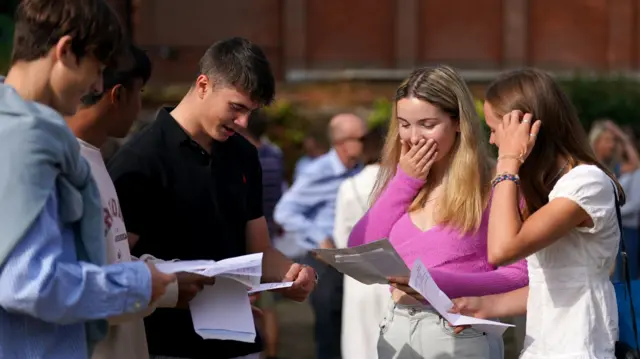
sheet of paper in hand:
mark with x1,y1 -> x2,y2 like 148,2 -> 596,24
189,277 -> 256,342
155,253 -> 263,288
312,239 -> 410,285
408,259 -> 514,336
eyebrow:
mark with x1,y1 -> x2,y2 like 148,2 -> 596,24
397,116 -> 439,122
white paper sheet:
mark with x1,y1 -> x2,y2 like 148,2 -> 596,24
312,239 -> 410,284
247,281 -> 293,294
155,253 -> 263,288
408,259 -> 514,336
189,278 -> 256,343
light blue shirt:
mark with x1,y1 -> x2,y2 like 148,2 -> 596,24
293,156 -> 316,182
0,190 -> 151,359
274,150 -> 361,249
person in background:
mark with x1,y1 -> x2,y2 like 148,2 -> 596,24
243,109 -> 285,359
348,66 -> 528,359
0,1 -> 175,358
451,68 -> 622,358
590,120 -> 640,281
274,113 -> 367,359
66,44 -> 213,359
108,37 -> 316,359
589,119 -> 639,177
293,132 -> 329,181
333,124 -> 389,359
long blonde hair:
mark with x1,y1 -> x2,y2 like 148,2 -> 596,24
371,65 -> 493,234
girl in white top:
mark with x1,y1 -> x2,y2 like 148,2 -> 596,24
450,69 -> 623,358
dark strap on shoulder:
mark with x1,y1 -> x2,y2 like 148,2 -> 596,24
614,184 -> 640,349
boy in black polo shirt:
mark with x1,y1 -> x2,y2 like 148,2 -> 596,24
108,37 -> 316,359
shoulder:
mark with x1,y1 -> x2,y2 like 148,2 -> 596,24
550,164 -> 614,209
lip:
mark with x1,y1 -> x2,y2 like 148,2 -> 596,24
222,125 -> 235,137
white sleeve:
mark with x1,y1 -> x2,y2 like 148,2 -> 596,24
333,181 -> 352,249
548,165 -> 615,234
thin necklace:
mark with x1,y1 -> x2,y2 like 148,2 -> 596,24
549,161 -> 569,184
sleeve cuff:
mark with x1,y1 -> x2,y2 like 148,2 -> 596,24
121,261 -> 152,314
394,165 -> 426,190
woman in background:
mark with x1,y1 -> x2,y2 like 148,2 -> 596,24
334,125 -> 389,359
590,120 -> 640,280
589,119 -> 638,177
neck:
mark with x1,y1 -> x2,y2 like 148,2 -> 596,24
245,134 -> 261,148
427,155 -> 450,190
5,60 -> 54,107
170,96 -> 212,152
66,109 -> 109,148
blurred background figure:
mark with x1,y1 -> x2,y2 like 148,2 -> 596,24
244,110 -> 285,359
333,124 -> 389,359
590,119 -> 640,281
293,133 -> 329,181
274,113 -> 367,359
589,119 -> 639,176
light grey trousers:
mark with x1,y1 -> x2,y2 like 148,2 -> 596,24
377,301 -> 504,359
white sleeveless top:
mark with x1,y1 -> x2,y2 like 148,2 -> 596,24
521,165 -> 619,359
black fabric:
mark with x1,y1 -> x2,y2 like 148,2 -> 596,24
614,186 -> 640,359
107,108 -> 263,358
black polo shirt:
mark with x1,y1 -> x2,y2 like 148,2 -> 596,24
107,108 -> 264,359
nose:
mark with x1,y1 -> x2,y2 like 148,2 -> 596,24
410,128 -> 422,145
93,76 -> 104,95
234,114 -> 249,129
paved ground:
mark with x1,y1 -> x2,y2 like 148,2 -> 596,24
274,298 -> 522,359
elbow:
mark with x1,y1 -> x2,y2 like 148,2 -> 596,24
487,248 -> 511,267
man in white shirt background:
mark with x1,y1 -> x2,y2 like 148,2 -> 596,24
65,44 -> 213,359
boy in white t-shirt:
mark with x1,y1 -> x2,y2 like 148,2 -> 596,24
66,45 -> 213,359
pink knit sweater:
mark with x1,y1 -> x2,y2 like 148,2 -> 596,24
348,168 -> 528,298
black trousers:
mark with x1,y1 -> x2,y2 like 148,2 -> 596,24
301,253 -> 344,359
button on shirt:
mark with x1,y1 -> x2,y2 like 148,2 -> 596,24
274,150 -> 361,249
107,108 -> 263,358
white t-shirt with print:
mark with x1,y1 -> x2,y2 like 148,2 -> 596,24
521,165 -> 619,359
79,140 -> 149,359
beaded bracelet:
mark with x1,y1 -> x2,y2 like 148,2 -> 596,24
491,173 -> 520,187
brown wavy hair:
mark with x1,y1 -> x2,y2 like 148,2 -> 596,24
485,68 -> 625,215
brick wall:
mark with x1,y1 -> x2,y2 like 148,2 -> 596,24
114,0 -> 640,85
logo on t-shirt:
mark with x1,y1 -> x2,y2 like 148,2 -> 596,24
103,198 -> 124,238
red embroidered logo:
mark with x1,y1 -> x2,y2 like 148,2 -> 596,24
242,174 -> 246,184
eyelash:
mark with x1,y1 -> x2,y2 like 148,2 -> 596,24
400,123 -> 434,129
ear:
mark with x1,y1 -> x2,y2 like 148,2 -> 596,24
195,75 -> 209,99
109,84 -> 125,105
54,35 -> 77,68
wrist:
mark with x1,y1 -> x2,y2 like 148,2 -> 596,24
495,159 -> 521,175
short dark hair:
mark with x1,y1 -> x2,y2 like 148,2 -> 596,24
247,109 -> 269,139
198,37 -> 275,106
11,0 -> 124,66
81,44 -> 152,106
362,125 -> 386,165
